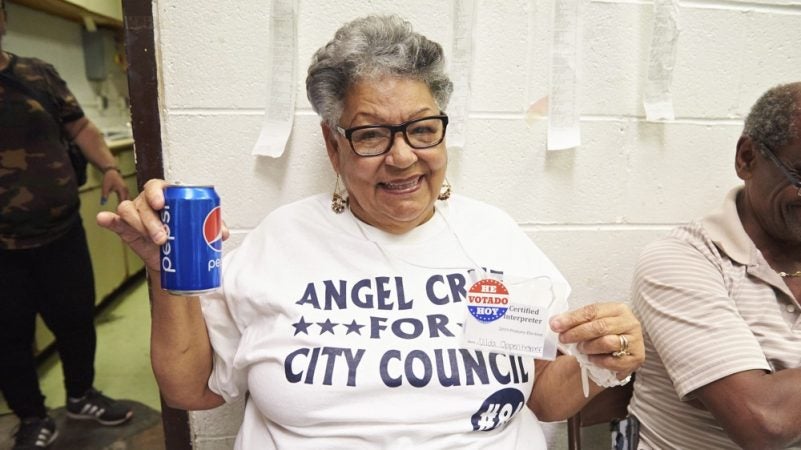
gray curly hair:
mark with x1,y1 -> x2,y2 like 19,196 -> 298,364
743,82 -> 801,153
306,15 -> 453,128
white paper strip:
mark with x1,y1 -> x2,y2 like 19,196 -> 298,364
447,0 -> 476,150
643,0 -> 680,122
547,0 -> 582,151
252,0 -> 297,157
525,0 -> 549,127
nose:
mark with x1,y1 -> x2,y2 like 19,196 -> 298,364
384,130 -> 417,168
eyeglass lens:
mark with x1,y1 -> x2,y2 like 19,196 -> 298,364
761,144 -> 801,196
350,117 -> 445,156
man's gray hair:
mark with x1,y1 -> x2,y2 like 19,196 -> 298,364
743,82 -> 801,152
306,15 -> 453,128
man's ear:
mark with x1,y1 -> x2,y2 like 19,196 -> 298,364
321,122 -> 341,174
735,136 -> 759,181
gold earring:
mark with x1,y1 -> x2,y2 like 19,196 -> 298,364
438,178 -> 452,201
331,174 -> 347,214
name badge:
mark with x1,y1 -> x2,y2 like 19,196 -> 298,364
462,277 -> 553,359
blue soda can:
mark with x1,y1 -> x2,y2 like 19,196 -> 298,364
159,185 -> 222,295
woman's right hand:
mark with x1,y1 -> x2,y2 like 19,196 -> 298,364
96,178 -> 171,272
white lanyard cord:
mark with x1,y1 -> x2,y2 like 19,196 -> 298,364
348,206 -> 558,310
349,206 -> 485,277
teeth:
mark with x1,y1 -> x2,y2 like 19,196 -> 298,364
383,178 -> 419,190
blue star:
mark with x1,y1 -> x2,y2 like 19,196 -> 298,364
344,320 -> 364,335
317,319 -> 338,335
292,316 -> 312,336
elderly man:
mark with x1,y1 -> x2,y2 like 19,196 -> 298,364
627,82 -> 801,449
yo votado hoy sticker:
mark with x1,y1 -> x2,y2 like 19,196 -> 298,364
467,278 -> 509,323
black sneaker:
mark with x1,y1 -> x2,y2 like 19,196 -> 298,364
12,416 -> 58,449
65,388 -> 133,426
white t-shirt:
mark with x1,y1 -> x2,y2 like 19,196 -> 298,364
201,194 -> 570,449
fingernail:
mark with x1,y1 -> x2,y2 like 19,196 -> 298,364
153,230 -> 165,242
100,197 -> 107,205
550,316 -> 564,331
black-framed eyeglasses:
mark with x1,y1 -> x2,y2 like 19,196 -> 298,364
759,142 -> 801,197
336,114 -> 448,157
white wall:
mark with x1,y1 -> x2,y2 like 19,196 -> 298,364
152,0 -> 801,448
4,2 -> 131,133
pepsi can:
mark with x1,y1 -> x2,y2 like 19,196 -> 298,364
160,185 -> 222,295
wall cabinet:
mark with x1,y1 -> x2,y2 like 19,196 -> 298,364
9,0 -> 122,29
65,0 -> 122,22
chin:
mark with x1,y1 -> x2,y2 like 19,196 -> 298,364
385,203 -> 434,225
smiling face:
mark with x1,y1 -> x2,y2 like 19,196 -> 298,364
738,119 -> 801,245
753,146 -> 801,243
322,76 -> 447,234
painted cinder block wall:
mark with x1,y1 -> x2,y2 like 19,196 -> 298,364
151,0 -> 801,447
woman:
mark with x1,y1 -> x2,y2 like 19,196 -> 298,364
98,15 -> 643,449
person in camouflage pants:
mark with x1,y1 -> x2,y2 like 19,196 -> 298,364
0,1 -> 133,448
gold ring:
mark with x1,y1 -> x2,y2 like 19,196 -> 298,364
612,334 -> 631,358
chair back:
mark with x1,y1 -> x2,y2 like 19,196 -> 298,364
567,381 -> 634,450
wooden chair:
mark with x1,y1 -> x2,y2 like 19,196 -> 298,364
567,381 -> 634,450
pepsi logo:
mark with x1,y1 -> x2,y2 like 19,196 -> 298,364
203,206 -> 222,252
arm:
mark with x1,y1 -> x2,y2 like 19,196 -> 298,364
97,179 -> 225,410
692,369 -> 801,449
38,60 -> 128,203
148,268 -> 225,410
529,355 -> 605,421
64,117 -> 129,203
529,302 -> 644,421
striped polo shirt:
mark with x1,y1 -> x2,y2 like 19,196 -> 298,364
628,186 -> 801,449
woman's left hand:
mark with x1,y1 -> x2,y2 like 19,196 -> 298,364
549,302 -> 644,378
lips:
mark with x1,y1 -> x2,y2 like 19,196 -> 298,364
379,176 -> 422,193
